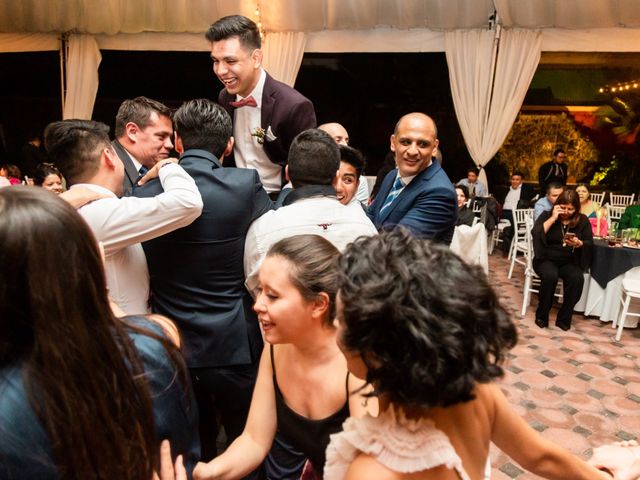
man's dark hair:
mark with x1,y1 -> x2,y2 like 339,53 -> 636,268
115,96 -> 172,138
173,99 -> 232,158
205,15 -> 261,50
546,181 -> 564,194
288,129 -> 339,188
44,120 -> 111,186
553,147 -> 565,157
338,145 -> 365,178
467,167 -> 480,176
511,171 -> 524,179
337,228 -> 517,409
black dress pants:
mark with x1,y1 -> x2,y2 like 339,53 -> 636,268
533,258 -> 584,328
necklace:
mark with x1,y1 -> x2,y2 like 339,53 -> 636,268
561,223 -> 570,247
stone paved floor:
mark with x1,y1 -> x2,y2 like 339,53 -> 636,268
488,252 -> 640,479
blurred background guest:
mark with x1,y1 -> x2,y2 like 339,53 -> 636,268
33,162 -> 64,194
455,184 -> 475,227
0,163 -> 22,185
576,184 -> 607,236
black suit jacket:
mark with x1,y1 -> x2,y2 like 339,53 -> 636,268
218,72 -> 317,171
538,160 -> 568,193
112,139 -> 140,197
368,162 -> 457,244
501,183 -> 536,210
133,149 -> 273,368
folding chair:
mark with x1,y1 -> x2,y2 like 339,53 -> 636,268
609,193 -> 635,207
606,204 -> 626,232
590,191 -> 606,206
508,209 -> 533,278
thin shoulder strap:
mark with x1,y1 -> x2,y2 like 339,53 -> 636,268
269,344 -> 276,380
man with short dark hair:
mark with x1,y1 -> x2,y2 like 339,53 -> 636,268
44,119 -> 202,314
500,171 -> 536,255
206,15 -> 316,197
538,148 -> 568,194
134,98 -> 272,462
534,182 -> 565,221
244,128 -> 376,293
457,167 -> 487,198
335,145 -> 365,206
113,96 -> 174,196
368,113 -> 457,243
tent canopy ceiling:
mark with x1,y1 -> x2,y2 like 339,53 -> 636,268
1,0 -> 639,35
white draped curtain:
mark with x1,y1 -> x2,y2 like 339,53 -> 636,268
445,28 -> 541,190
262,32 -> 307,86
63,34 -> 102,120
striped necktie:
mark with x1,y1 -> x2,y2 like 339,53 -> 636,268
380,176 -> 405,213
138,165 -> 149,176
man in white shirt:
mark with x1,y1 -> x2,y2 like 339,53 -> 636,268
112,96 -> 175,197
318,122 -> 370,205
500,171 -> 536,255
44,119 -> 203,315
244,128 -> 377,294
207,15 -> 316,197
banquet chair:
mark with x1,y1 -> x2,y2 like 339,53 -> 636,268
606,204 -> 626,232
508,209 -> 533,278
521,218 -> 563,317
590,191 -> 606,206
489,219 -> 511,255
609,193 -> 635,207
613,279 -> 640,341
450,223 -> 488,274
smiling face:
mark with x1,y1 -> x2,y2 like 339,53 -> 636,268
126,112 -> 174,168
335,161 -> 359,205
41,173 -> 63,194
510,174 -> 523,190
211,36 -> 262,98
253,256 -> 316,344
390,114 -> 438,178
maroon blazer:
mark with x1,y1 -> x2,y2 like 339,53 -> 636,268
218,72 -> 317,172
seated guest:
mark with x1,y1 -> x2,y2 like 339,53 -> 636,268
324,228 -> 609,480
194,235 -> 371,480
33,162 -> 64,194
455,184 -> 475,227
457,167 -> 487,198
335,145 -> 365,206
533,182 -> 564,221
532,189 -> 592,331
0,164 -> 22,185
576,183 -> 607,236
500,171 -> 536,255
617,202 -> 640,230
0,187 -> 199,478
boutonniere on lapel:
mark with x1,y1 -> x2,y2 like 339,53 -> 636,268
251,126 -> 277,145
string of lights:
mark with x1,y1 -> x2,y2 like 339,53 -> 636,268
255,1 -> 265,41
598,81 -> 639,94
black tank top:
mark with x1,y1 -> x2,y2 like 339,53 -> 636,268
270,345 -> 350,476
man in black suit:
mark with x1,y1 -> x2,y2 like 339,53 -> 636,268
500,171 -> 536,255
538,147 -> 568,195
367,112 -> 457,244
113,96 -> 174,196
133,99 -> 273,462
206,15 -> 316,198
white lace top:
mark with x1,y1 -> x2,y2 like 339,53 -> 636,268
324,408 -> 471,480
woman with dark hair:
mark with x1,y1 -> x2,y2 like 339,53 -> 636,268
325,228 -> 610,480
194,235 -> 370,480
455,184 -> 475,227
33,162 -> 64,194
0,163 -> 22,185
576,184 -> 607,236
532,189 -> 592,331
0,187 -> 199,478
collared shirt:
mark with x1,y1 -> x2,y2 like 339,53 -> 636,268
244,186 -> 377,293
457,178 -> 488,197
534,196 -> 553,221
233,69 -> 282,193
124,148 -> 143,173
73,164 -> 203,315
503,185 -> 522,211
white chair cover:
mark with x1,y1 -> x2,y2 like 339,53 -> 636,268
450,223 -> 489,274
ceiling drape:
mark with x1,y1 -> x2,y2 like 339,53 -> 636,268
63,35 -> 102,120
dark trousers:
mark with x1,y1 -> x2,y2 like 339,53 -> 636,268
533,259 -> 584,327
190,363 -> 258,462
501,210 -> 514,254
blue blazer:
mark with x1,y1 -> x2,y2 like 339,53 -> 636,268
133,149 -> 273,368
368,162 -> 457,243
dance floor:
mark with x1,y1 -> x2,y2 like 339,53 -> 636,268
488,252 -> 640,478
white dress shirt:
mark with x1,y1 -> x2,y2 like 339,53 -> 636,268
503,185 -> 522,211
74,163 -> 203,315
244,195 -> 377,293
233,69 -> 282,193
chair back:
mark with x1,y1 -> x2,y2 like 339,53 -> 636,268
450,223 -> 489,274
609,193 -> 635,206
590,191 -> 606,205
607,204 -> 626,231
